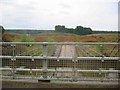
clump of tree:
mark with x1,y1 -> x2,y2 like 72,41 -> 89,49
55,25 -> 93,35
0,25 -> 5,34
0,25 -> 5,41
75,26 -> 92,35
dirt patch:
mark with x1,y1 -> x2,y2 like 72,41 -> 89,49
59,45 -> 75,57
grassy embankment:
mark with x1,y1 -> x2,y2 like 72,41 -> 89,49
2,32 -> 119,57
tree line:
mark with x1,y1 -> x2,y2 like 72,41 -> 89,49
55,25 -> 119,35
55,25 -> 92,35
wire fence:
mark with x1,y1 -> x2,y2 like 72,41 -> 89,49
0,42 -> 120,82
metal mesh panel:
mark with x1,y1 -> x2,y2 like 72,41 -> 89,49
2,44 -> 13,56
0,42 -> 119,82
47,59 -> 74,78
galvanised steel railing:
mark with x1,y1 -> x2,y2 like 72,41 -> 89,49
0,42 -> 120,82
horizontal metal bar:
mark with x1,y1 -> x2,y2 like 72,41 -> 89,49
1,76 -> 119,81
0,68 -> 12,70
0,56 -> 119,60
77,57 -> 120,60
0,68 -> 119,73
0,42 -> 119,45
77,70 -> 119,73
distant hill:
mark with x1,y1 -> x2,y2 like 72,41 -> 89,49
5,29 -> 54,34
92,30 -> 119,34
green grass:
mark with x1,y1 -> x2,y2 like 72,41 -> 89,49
76,45 -> 118,57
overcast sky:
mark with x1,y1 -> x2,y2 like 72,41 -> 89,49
0,0 -> 119,31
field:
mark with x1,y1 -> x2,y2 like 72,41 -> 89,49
2,31 -> 119,42
2,31 -> 119,57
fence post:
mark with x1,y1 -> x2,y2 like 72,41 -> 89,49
11,44 -> 16,79
100,56 -> 104,82
42,44 -> 48,79
72,45 -> 77,81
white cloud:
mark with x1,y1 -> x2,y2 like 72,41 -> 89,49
1,0 -> 119,30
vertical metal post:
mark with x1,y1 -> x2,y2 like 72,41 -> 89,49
100,56 -> 104,82
118,59 -> 120,83
11,44 -> 16,79
72,45 -> 77,81
73,59 -> 76,81
0,44 -> 2,83
42,44 -> 48,79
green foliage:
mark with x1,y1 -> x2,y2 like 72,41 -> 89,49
0,25 -> 5,41
21,34 -> 33,42
75,26 -> 92,35
46,37 -> 55,42
98,45 -> 105,54
0,25 -> 5,34
55,25 -> 92,35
